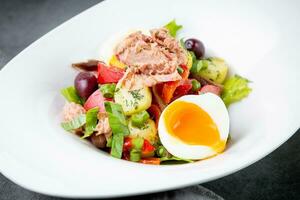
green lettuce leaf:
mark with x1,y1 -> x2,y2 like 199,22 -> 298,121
156,145 -> 194,164
111,134 -> 124,159
82,107 -> 99,138
105,102 -> 130,158
221,75 -> 252,106
164,19 -> 182,37
61,114 -> 86,131
61,86 -> 83,105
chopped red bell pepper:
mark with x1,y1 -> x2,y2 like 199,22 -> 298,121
123,137 -> 156,158
123,137 -> 132,152
147,104 -> 161,128
142,139 -> 155,153
161,65 -> 190,104
97,62 -> 124,84
172,79 -> 192,100
140,157 -> 161,165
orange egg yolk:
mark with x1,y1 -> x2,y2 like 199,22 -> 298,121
164,100 -> 225,152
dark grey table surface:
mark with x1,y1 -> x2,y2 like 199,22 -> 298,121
0,1 -> 299,199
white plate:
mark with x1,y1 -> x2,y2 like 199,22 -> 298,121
0,0 -> 299,198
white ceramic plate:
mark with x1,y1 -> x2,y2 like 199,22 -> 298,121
0,0 -> 299,198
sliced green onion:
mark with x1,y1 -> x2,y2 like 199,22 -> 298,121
132,137 -> 144,150
131,110 -> 150,128
130,149 -> 141,162
82,107 -> 99,138
177,66 -> 184,74
61,114 -> 86,131
100,83 -> 116,98
191,79 -> 201,92
61,86 -> 83,105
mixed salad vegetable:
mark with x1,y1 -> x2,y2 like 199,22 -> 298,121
60,20 -> 251,165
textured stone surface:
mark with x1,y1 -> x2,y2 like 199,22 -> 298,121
0,1 -> 299,199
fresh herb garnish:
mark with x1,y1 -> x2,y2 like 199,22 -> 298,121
105,102 -> 130,158
129,89 -> 144,100
61,86 -> 83,105
82,107 -> 99,138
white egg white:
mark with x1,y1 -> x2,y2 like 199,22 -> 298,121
158,93 -> 230,160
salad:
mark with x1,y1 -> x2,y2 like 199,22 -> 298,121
60,20 -> 251,165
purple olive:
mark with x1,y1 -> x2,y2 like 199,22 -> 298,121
184,38 -> 205,59
74,72 -> 98,100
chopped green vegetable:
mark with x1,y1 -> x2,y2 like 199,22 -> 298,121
164,19 -> 182,37
156,145 -> 170,158
221,75 -> 252,106
100,83 -> 116,98
61,86 -> 83,105
82,107 -> 99,138
61,114 -> 86,131
191,79 -> 201,92
130,149 -> 141,162
131,137 -> 144,150
111,134 -> 124,159
177,66 -> 184,74
156,145 -> 194,164
131,111 -> 150,128
105,102 -> 130,158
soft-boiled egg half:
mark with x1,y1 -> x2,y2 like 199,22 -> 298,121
158,93 -> 230,160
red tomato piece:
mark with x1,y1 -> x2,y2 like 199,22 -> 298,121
97,62 -> 124,84
147,104 -> 161,128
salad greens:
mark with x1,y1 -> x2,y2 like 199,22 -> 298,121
61,86 -> 83,105
221,75 -> 252,106
82,107 -> 99,138
105,102 -> 130,158
100,83 -> 116,98
111,134 -> 124,159
156,145 -> 193,164
61,114 -> 86,131
164,19 -> 182,37
60,19 -> 253,165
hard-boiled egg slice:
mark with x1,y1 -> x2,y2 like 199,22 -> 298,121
158,93 -> 230,160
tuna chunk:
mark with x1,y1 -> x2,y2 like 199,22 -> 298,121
62,102 -> 86,123
95,112 -> 112,140
114,28 -> 187,89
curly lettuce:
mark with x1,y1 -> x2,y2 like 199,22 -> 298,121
164,19 -> 182,37
221,75 -> 252,106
